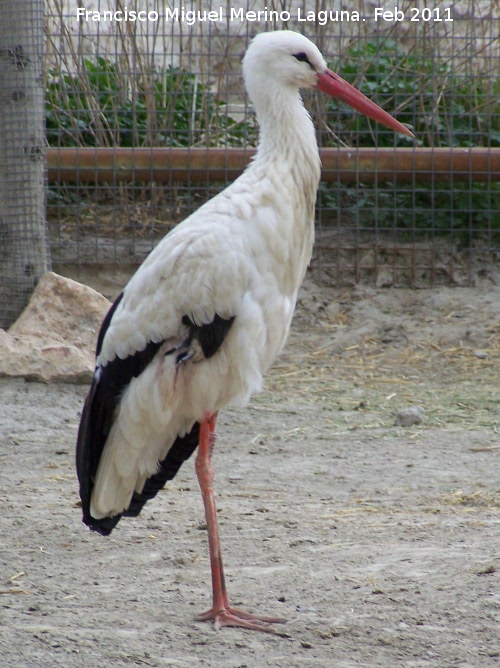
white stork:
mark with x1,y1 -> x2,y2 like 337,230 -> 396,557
76,30 -> 413,632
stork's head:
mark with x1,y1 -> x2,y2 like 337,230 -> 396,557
243,31 -> 414,138
243,31 -> 327,92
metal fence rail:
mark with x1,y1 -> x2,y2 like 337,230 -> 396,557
45,1 -> 500,287
46,147 -> 500,184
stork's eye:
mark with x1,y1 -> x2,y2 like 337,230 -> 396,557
293,52 -> 313,67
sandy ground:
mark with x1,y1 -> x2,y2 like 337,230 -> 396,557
0,275 -> 499,667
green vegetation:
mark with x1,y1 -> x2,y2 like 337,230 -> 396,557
316,39 -> 500,233
45,42 -> 500,236
334,39 -> 500,148
46,57 -> 250,148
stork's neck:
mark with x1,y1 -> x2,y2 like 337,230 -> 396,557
250,87 -> 321,192
239,85 -> 319,299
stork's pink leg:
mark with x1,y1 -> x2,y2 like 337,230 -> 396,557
195,412 -> 286,632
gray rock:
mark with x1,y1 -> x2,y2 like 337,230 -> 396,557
394,406 -> 424,427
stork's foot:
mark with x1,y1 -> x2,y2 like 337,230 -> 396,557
196,605 -> 286,633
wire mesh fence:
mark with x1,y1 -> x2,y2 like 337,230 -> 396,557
44,0 -> 500,288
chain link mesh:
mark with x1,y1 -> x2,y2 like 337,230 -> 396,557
2,1 -> 498,321
43,2 -> 500,287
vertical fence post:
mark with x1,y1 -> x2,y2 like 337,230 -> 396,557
0,0 -> 49,328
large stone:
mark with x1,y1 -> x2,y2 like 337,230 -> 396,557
0,272 -> 110,383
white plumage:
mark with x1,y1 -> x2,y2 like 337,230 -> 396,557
77,30 -> 412,631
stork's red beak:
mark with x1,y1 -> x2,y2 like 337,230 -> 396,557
316,69 -> 414,138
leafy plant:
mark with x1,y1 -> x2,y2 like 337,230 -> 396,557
45,43 -> 500,238
326,39 -> 500,149
316,39 -> 500,235
46,56 -> 248,148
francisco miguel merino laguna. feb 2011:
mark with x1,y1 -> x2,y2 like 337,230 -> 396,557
76,6 -> 367,25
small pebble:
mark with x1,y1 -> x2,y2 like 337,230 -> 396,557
476,564 -> 496,575
296,605 -> 317,613
395,406 -> 424,427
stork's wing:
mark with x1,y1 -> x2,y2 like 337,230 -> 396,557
76,225 -> 245,535
77,366 -> 201,535
76,310 -> 236,534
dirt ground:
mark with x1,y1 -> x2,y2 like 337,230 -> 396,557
0,273 -> 499,667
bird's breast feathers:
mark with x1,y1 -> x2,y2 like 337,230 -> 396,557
97,187 -> 311,368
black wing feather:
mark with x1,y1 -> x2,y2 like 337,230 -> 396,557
78,424 -> 200,536
182,313 -> 236,358
122,423 -> 200,518
76,296 -> 235,536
